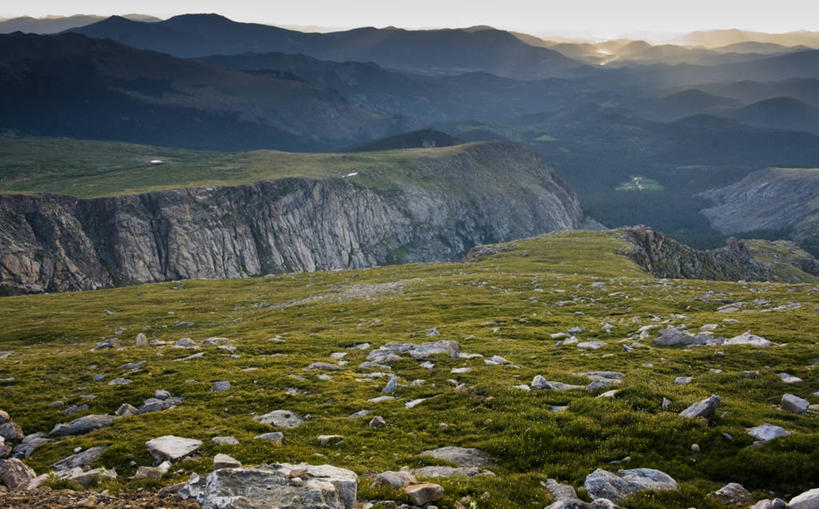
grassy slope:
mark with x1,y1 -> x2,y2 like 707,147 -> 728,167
0,137 -> 473,199
0,230 -> 817,508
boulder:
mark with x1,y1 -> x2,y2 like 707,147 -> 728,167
544,478 -> 578,501
134,466 -> 163,480
213,453 -> 241,469
51,445 -> 108,471
404,482 -> 444,506
654,327 -> 710,347
12,433 -> 49,459
135,333 -> 148,347
679,395 -> 721,420
49,414 -> 114,437
674,377 -> 692,385
179,463 -> 357,509
367,341 -> 459,363
63,467 -> 117,488
369,416 -> 387,428
145,435 -> 202,462
375,469 -> 416,490
790,488 -> 819,509
212,436 -> 240,445
412,466 -> 494,478
0,458 -> 36,490
138,396 -> 182,414
115,403 -> 139,417
532,376 -> 584,391
420,446 -> 490,467
307,362 -> 342,371
781,394 -> 810,414
711,482 -> 754,506
254,432 -> 285,444
254,410 -> 304,429
0,422 -> 23,442
750,499 -> 788,509
723,331 -> 773,347
584,468 -> 678,504
382,377 -> 398,394
211,381 -> 231,393
748,424 -> 790,443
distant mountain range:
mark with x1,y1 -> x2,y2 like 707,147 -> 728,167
0,14 -> 158,34
676,28 -> 819,49
69,14 -> 588,79
0,32 -> 410,150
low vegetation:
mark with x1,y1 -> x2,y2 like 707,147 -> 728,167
0,230 -> 816,508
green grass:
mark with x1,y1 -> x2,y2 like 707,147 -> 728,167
0,230 -> 817,508
615,176 -> 665,192
0,136 -> 473,199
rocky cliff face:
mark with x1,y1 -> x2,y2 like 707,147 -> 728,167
0,142 -> 584,294
620,226 -> 776,281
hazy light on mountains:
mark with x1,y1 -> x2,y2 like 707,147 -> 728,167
3,0 -> 819,40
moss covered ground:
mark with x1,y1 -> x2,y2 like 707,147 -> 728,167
0,230 -> 817,508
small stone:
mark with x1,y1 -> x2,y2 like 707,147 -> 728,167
711,482 -> 753,506
253,432 -> 284,444
0,458 -> 36,490
145,436 -> 202,462
405,482 -> 444,506
154,390 -> 172,400
254,410 -> 304,429
748,423 -> 789,443
679,394 -> 721,420
135,333 -> 148,347
212,436 -> 239,445
662,397 -> 673,410
674,376 -> 692,385
778,372 -> 803,384
382,377 -> 398,394
115,404 -> 139,417
439,423 -> 450,432
213,453 -> 241,469
211,381 -> 231,393
0,422 -> 24,442
49,415 -> 114,437
781,394 -> 810,414
317,435 -> 343,446
375,470 -> 416,490
691,443 -> 700,453
369,416 -> 387,428
133,466 -> 163,480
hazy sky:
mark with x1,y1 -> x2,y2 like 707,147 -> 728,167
3,0 -> 819,40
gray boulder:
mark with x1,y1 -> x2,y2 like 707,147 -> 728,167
748,423 -> 790,443
211,381 -> 231,393
679,395 -> 721,420
404,482 -> 444,506
61,467 -> 117,488
12,433 -> 49,459
254,432 -> 285,444
420,446 -> 490,467
374,469 -> 416,490
51,445 -> 109,471
781,394 -> 810,414
49,414 -> 114,437
412,466 -> 494,478
790,488 -> 819,509
545,478 -> 578,501
750,499 -> 788,509
179,463 -> 357,509
545,500 -> 617,509
0,422 -> 23,442
254,410 -> 304,429
654,327 -> 710,347
0,458 -> 36,490
584,468 -> 678,504
711,482 -> 754,506
146,435 -> 202,462
532,375 -> 584,391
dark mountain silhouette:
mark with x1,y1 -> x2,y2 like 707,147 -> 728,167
70,14 -> 587,79
346,129 -> 464,152
0,32 -> 410,151
0,14 -> 158,34
727,97 -> 819,134
694,79 -> 819,107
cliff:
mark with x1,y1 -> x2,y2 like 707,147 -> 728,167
0,142 -> 584,294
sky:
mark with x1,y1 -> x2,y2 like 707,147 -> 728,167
2,0 -> 819,40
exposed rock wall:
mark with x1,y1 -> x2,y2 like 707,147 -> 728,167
0,142 -> 584,294
620,226 -> 775,281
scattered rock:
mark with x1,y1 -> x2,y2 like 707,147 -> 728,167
116,403 -> 139,417
778,372 -> 803,384
679,395 -> 721,420
748,424 -> 789,443
412,466 -> 494,478
404,482 -> 444,506
0,422 -> 23,442
146,436 -> 202,462
544,478 -> 578,501
307,362 -> 343,371
711,482 -> 754,506
133,466 -> 163,481
790,488 -> 819,509
654,327 -> 709,347
108,378 -> 132,386
135,333 -> 148,347
0,458 -> 36,490
254,432 -> 285,445
420,447 -> 490,467
750,498 -> 788,509
51,446 -> 108,471
584,468 -> 678,504
49,414 -> 115,437
254,410 -> 304,429
382,377 -> 398,394
367,341 -> 460,363
317,435 -> 343,447
674,376 -> 692,385
722,331 -> 773,347
781,394 -> 810,414
369,416 -> 387,428
62,467 -> 118,488
179,463 -> 358,509
211,381 -> 231,393
375,469 -> 416,490
213,454 -> 241,469
532,376 -> 584,391
212,436 -> 239,445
